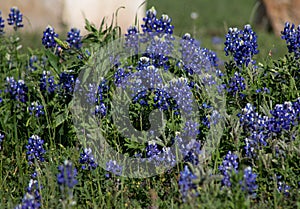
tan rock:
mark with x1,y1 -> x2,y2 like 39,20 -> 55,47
262,0 -> 300,35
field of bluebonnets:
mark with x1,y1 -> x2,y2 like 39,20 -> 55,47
1,2 -> 300,209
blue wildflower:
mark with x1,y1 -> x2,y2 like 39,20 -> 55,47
66,28 -> 82,49
105,160 -> 123,177
240,167 -> 258,195
29,102 -> 45,118
58,72 -> 75,96
79,148 -> 98,170
142,7 -> 174,35
276,175 -> 290,196
227,72 -> 246,98
0,132 -> 4,150
57,160 -> 78,189
180,33 -> 218,76
281,22 -> 300,58
0,11 -> 5,34
94,79 -> 109,117
146,142 -> 161,158
25,135 -> 46,165
178,165 -> 198,202
7,7 -> 23,30
15,179 -> 41,209
218,151 -> 239,187
28,55 -> 38,71
125,26 -> 139,54
40,71 -> 56,94
42,26 -> 58,49
224,24 -> 259,67
6,77 -> 28,103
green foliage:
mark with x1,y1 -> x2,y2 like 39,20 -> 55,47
0,5 -> 300,209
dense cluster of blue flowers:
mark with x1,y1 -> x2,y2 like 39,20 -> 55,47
29,102 -> 45,118
66,28 -> 82,49
5,77 -> 28,103
15,179 -> 41,209
79,148 -> 98,170
40,71 -> 56,94
281,22 -> 300,58
178,165 -> 198,201
42,26 -> 58,49
218,151 -> 239,187
227,72 -> 246,98
105,160 -> 123,177
219,151 -> 258,194
0,11 -> 4,34
224,24 -> 259,67
141,7 -> 174,35
57,160 -> 78,189
239,98 -> 300,157
241,167 -> 258,195
25,135 -> 46,165
7,7 -> 23,30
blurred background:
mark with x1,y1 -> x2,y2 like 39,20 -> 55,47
147,0 -> 292,62
1,0 -> 298,61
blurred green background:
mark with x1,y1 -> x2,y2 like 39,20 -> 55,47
21,0 -> 288,63
146,0 -> 288,62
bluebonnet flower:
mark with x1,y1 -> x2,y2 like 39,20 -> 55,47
141,7 -> 174,35
203,109 -> 222,128
224,25 -> 259,67
29,102 -> 44,117
165,78 -> 194,114
276,175 -> 290,196
180,33 -> 219,76
136,56 -> 151,71
180,33 -> 206,75
7,7 -> 23,30
28,55 -> 38,71
240,167 -> 258,195
269,101 -> 297,133
0,11 -> 5,35
40,71 -> 56,94
114,67 -> 131,86
178,165 -> 198,201
183,139 -> 201,165
125,26 -> 139,54
15,179 -> 41,209
25,135 -> 46,165
95,79 -> 109,117
79,148 -> 98,170
0,132 -> 4,150
5,77 -> 28,103
57,160 -> 78,189
129,65 -> 164,96
105,160 -> 123,177
281,22 -> 300,58
255,87 -> 270,94
239,99 -> 300,157
152,88 -> 175,111
146,142 -> 161,158
227,72 -> 246,98
218,151 -> 239,187
58,72 -> 75,96
145,34 -> 173,70
239,103 -> 269,157
278,182 -> 290,196
66,28 -> 82,49
201,48 -> 219,69
42,26 -> 58,49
